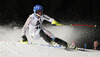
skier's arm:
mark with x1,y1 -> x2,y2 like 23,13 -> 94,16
22,16 -> 32,36
43,15 -> 62,26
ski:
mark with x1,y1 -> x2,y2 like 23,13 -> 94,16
34,43 -> 86,51
66,47 -> 86,51
30,42 -> 63,48
19,41 -> 86,51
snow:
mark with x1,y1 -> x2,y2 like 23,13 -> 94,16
0,25 -> 100,57
0,41 -> 100,57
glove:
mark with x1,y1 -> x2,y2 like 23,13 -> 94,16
51,21 -> 62,26
21,35 -> 28,42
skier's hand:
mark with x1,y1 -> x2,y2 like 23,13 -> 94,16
21,35 -> 28,42
51,24 -> 57,26
51,21 -> 62,26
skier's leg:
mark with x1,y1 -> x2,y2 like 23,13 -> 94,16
54,37 -> 68,47
54,38 -> 77,49
42,28 -> 55,41
40,28 -> 68,47
40,29 -> 52,43
30,29 -> 41,40
40,29 -> 66,47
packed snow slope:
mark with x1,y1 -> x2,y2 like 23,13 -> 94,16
0,41 -> 100,57
0,25 -> 100,57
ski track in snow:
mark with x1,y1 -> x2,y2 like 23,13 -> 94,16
0,25 -> 100,57
0,42 -> 100,57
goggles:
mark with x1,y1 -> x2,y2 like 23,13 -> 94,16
36,10 -> 43,14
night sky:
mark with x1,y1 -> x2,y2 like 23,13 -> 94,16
0,0 -> 100,48
0,0 -> 100,25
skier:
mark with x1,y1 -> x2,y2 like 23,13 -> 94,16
21,5 -> 73,48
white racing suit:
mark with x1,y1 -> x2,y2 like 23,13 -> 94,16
22,13 -> 68,47
22,13 -> 55,42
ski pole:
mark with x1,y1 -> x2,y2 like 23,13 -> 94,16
70,24 -> 96,27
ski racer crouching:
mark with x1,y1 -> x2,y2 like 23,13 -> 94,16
21,5 -> 75,49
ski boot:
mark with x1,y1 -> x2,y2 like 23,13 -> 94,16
67,43 -> 78,50
53,38 -> 78,49
67,43 -> 86,51
49,41 -> 60,46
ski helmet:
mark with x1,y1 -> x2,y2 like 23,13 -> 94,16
33,5 -> 43,13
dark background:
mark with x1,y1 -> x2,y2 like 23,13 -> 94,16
0,0 -> 100,49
